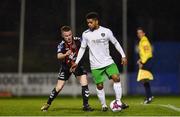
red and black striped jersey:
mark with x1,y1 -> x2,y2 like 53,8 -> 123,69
57,37 -> 81,67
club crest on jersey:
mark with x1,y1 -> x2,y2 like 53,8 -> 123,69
101,33 -> 105,37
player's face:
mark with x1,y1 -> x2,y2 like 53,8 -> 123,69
87,19 -> 99,30
137,30 -> 145,39
62,30 -> 73,45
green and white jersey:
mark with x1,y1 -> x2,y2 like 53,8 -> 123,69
80,26 -> 126,69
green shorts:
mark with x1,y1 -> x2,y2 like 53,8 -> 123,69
91,63 -> 119,84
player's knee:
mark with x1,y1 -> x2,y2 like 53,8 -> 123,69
97,83 -> 104,90
78,75 -> 88,86
80,81 -> 88,86
111,74 -> 120,82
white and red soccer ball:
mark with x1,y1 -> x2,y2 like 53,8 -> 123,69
110,100 -> 122,112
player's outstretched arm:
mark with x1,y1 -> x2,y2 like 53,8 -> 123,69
70,47 -> 86,72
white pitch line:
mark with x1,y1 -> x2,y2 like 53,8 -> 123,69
133,103 -> 180,112
159,104 -> 180,112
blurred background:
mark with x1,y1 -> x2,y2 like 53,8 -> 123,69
0,0 -> 179,96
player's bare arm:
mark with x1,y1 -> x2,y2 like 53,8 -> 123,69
70,63 -> 78,72
57,50 -> 71,60
137,59 -> 141,64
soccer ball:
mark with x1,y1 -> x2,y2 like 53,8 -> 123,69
110,100 -> 122,112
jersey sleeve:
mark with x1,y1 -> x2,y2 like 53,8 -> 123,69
75,47 -> 86,64
81,33 -> 88,48
57,42 -> 64,53
108,29 -> 118,44
108,29 -> 126,57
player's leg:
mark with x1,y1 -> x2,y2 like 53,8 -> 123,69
47,80 -> 65,105
141,58 -> 154,104
105,63 -> 129,109
77,75 -> 89,107
77,75 -> 94,111
41,80 -> 65,111
41,69 -> 70,111
96,83 -> 108,111
91,68 -> 108,111
141,80 -> 153,104
111,74 -> 122,103
74,65 -> 94,111
105,64 -> 122,102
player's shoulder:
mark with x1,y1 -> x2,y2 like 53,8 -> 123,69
99,26 -> 112,34
141,36 -> 150,42
58,40 -> 65,45
57,40 -> 65,48
141,36 -> 151,45
100,26 -> 111,31
142,36 -> 149,40
100,26 -> 110,30
57,41 -> 65,53
83,29 -> 91,34
82,29 -> 91,39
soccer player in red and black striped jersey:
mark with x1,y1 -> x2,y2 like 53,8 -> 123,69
41,26 -> 94,111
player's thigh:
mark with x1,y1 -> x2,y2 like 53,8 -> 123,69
77,75 -> 88,86
140,79 -> 150,84
105,63 -> 120,81
58,68 -> 71,81
74,65 -> 87,77
91,68 -> 106,84
74,65 -> 88,86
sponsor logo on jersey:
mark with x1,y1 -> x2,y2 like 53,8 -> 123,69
92,38 -> 107,44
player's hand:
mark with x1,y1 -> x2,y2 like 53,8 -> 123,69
65,50 -> 72,56
70,63 -> 78,72
137,59 -> 141,64
138,63 -> 143,69
121,57 -> 127,65
137,59 -> 143,69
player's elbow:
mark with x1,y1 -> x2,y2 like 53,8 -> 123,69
57,53 -> 65,60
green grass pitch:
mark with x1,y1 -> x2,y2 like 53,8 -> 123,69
0,96 -> 180,116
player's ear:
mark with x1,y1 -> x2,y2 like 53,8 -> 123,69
95,19 -> 99,25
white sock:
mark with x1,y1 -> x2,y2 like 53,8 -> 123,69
96,88 -> 107,107
113,82 -> 122,104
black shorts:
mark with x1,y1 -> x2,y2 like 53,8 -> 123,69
142,58 -> 153,72
58,65 -> 87,81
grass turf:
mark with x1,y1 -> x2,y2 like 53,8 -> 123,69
0,96 -> 180,116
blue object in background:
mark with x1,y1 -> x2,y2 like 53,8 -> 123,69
152,42 -> 180,73
128,73 -> 180,95
129,42 -> 180,95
